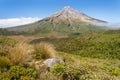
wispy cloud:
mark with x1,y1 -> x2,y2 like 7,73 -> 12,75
0,17 -> 41,28
104,23 -> 120,29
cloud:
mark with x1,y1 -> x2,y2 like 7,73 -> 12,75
93,22 -> 120,29
106,23 -> 120,29
0,17 -> 41,28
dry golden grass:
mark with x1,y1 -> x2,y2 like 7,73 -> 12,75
9,35 -> 42,43
33,42 -> 56,60
8,43 -> 32,66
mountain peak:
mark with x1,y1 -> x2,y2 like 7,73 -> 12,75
63,6 -> 72,10
49,6 -> 107,24
61,6 -> 78,13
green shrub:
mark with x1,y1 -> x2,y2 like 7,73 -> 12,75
104,66 -> 120,76
51,63 -> 68,76
9,66 -> 25,79
51,62 -> 116,80
0,57 -> 12,72
0,72 -> 10,80
20,76 -> 35,80
55,34 -> 120,59
24,68 -> 38,78
9,66 -> 37,79
51,62 -> 87,80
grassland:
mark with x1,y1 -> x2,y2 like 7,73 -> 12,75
0,30 -> 120,80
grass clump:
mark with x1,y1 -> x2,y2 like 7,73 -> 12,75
0,36 -> 18,57
8,43 -> 32,66
33,42 -> 56,60
0,36 -> 17,47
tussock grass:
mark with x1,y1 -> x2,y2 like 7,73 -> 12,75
33,42 -> 56,60
8,43 -> 32,66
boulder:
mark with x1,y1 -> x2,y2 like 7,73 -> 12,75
43,58 -> 65,67
35,58 -> 65,72
43,58 -> 65,71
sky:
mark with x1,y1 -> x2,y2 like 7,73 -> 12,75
0,0 -> 120,27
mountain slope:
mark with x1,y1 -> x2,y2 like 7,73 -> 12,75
7,6 -> 108,35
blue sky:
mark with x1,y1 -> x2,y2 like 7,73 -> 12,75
0,0 -> 120,23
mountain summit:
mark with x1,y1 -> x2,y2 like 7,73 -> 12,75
7,6 -> 108,35
43,6 -> 107,24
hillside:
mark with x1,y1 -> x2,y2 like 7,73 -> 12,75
30,31 -> 120,59
7,6 -> 108,35
105,29 -> 120,34
1,31 -> 120,80
0,28 -> 18,36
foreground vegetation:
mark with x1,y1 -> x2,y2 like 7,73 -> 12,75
0,30 -> 120,80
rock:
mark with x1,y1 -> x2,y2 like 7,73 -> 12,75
43,58 -> 65,71
35,58 -> 65,72
43,58 -> 65,67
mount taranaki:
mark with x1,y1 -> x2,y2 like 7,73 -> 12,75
7,6 -> 108,35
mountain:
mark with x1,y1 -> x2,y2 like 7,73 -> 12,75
7,6 -> 108,35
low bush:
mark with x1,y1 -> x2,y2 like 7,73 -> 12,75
9,66 -> 37,80
104,66 -> 120,76
51,62 -> 116,80
20,76 -> 35,80
55,34 -> 120,59
0,72 -> 10,80
0,57 -> 12,72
